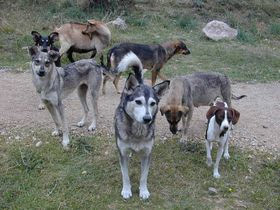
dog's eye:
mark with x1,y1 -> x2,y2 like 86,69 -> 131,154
135,100 -> 142,105
150,102 -> 156,106
34,60 -> 40,65
45,61 -> 50,67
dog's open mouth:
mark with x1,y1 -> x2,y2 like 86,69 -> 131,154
37,72 -> 45,77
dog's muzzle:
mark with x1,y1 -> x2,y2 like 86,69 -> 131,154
182,49 -> 191,55
37,70 -> 45,77
170,125 -> 178,134
143,115 -> 152,124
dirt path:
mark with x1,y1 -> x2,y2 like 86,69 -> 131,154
0,71 -> 279,154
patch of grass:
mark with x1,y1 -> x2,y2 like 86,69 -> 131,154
176,15 -> 198,31
237,28 -> 256,44
0,133 -> 279,209
270,23 -> 280,36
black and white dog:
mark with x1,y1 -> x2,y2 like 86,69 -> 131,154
114,74 -> 169,199
205,98 -> 240,178
31,31 -> 60,67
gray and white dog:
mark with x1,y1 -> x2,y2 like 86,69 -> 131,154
29,46 -> 103,149
160,72 -> 246,143
115,74 -> 169,199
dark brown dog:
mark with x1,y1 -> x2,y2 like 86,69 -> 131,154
102,40 -> 190,94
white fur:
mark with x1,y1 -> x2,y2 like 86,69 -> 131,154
206,111 -> 232,178
116,51 -> 143,73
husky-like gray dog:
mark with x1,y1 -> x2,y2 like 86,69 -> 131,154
29,46 -> 103,149
115,74 -> 169,199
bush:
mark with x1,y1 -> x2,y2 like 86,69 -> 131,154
270,23 -> 280,36
177,15 -> 197,31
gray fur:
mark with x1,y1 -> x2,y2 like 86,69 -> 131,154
29,46 -> 102,149
115,74 -> 169,199
161,72 -> 245,143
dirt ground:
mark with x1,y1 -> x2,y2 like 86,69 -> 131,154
0,71 -> 279,155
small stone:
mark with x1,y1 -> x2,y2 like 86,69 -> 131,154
35,141 -> 43,147
15,135 -> 20,140
208,187 -> 218,195
82,170 -> 87,175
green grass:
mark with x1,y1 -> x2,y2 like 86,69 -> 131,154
0,132 -> 279,209
1,0 -> 280,81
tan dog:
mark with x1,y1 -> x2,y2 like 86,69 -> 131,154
52,19 -> 111,62
160,72 -> 246,143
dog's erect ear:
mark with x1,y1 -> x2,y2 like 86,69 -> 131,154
49,32 -> 59,42
229,108 -> 240,125
153,80 -> 170,100
178,105 -> 189,116
48,50 -> 60,62
31,31 -> 41,43
160,105 -> 170,116
124,74 -> 139,92
28,46 -> 38,59
206,106 -> 219,120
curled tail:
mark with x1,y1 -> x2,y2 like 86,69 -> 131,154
111,51 -> 143,84
232,94 -> 247,100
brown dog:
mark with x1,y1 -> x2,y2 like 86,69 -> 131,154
102,40 -> 190,94
160,72 -> 246,143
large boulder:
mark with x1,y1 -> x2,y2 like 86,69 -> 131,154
202,20 -> 238,41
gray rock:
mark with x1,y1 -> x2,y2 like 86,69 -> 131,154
107,17 -> 127,30
208,187 -> 218,195
203,20 -> 238,41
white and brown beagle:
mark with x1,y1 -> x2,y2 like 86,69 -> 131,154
205,99 -> 240,178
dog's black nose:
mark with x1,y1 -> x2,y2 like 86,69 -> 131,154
170,126 -> 178,134
223,126 -> 229,131
143,116 -> 152,124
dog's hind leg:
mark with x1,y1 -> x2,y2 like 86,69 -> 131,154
151,70 -> 158,86
102,75 -> 110,95
88,79 -> 100,131
139,150 -> 151,200
38,99 -> 45,110
113,73 -> 122,94
77,84 -> 89,127
45,102 -> 61,136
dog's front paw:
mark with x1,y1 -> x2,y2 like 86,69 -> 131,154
52,130 -> 59,136
38,103 -> 45,110
139,188 -> 150,200
213,172 -> 221,179
206,158 -> 213,167
88,125 -> 96,131
77,121 -> 85,127
121,188 -> 132,199
224,153 -> 230,160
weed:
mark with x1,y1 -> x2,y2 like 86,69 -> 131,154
177,15 -> 197,31
270,23 -> 280,36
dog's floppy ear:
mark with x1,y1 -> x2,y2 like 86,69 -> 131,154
153,80 -> 170,100
48,50 -> 60,62
124,73 -> 139,93
229,108 -> 240,125
160,105 -> 170,116
178,105 -> 189,116
206,106 -> 219,120
49,32 -> 59,42
31,31 -> 41,43
28,46 -> 38,59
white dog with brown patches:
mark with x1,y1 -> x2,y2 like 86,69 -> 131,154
205,98 -> 240,178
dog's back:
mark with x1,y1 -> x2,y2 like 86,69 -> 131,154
184,72 -> 231,107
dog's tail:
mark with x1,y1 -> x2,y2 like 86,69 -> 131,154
232,94 -> 247,100
110,51 -> 143,84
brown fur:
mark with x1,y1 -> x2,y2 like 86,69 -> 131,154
54,19 -> 111,61
102,40 -> 190,94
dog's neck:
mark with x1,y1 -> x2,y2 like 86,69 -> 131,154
161,42 -> 178,62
